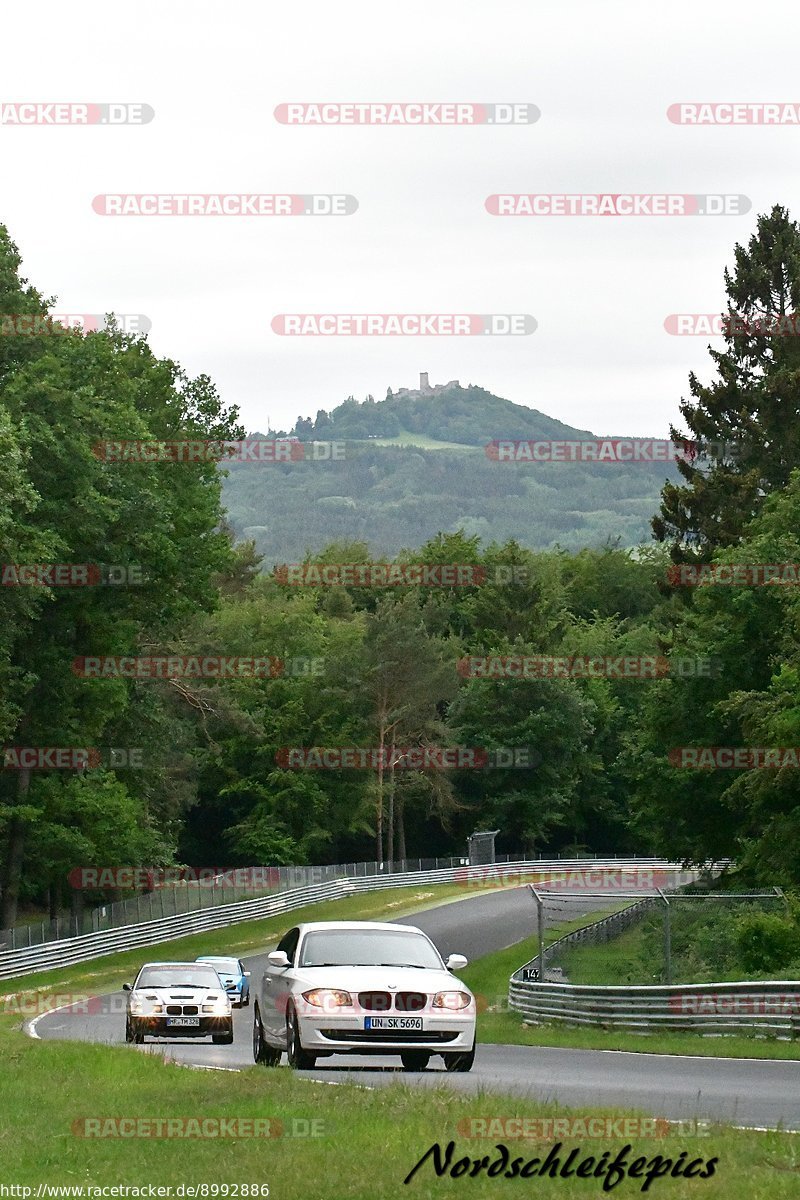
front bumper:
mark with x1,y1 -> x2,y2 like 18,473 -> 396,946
297,1013 -> 476,1054
129,1015 -> 232,1039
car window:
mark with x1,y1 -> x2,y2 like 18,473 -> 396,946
298,929 -> 442,969
136,965 -> 221,989
277,928 -> 300,964
199,958 -> 239,974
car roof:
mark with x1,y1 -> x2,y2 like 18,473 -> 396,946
196,955 -> 238,962
294,921 -> 424,935
138,961 -> 222,970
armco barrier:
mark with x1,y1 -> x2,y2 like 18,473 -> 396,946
508,977 -> 800,1038
509,891 -> 800,1037
0,858 -> 689,982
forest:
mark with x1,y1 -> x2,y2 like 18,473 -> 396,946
2,206 -> 800,930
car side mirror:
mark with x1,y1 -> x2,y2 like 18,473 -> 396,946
446,953 -> 468,971
244,971 -> 251,978
122,983 -> 132,991
267,950 -> 291,968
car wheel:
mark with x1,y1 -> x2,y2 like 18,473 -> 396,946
400,1051 -> 430,1071
212,1021 -> 234,1045
243,993 -> 250,1007
253,1006 -> 281,1066
444,1041 -> 476,1073
126,1017 -> 144,1045
286,1004 -> 316,1070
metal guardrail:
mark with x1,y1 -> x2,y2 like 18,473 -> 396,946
0,858 -> 688,982
509,891 -> 800,1037
2,850 -> 657,950
508,977 -> 800,1037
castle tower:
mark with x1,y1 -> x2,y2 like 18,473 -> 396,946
420,371 -> 430,391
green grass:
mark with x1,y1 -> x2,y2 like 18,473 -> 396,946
364,432 -> 482,451
4,1008 -> 800,1195
560,921 -> 653,985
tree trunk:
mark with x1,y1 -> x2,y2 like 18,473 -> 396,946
387,761 -> 396,871
396,789 -> 407,862
1,767 -> 30,929
375,721 -> 385,864
70,882 -> 84,935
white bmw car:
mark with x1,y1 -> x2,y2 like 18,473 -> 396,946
123,961 -> 234,1044
251,921 -> 476,1072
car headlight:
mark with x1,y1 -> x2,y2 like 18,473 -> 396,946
302,988 -> 353,1008
130,994 -> 163,1015
203,995 -> 231,1015
433,990 -> 472,1010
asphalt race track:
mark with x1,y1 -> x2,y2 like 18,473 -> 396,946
29,887 -> 800,1132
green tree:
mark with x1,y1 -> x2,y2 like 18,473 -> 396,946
654,205 -> 800,556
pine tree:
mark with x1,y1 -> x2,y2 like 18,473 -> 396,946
653,205 -> 800,556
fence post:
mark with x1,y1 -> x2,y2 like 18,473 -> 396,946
529,886 -> 545,981
657,888 -> 672,984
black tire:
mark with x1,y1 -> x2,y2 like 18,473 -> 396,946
444,1042 -> 475,1073
400,1051 -> 430,1072
253,1006 -> 281,1066
286,1004 -> 316,1070
125,1017 -> 144,1045
212,1022 -> 234,1045
243,993 -> 250,1007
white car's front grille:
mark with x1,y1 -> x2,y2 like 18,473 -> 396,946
357,990 -> 427,1012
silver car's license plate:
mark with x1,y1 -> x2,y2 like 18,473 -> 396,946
364,1016 -> 423,1031
166,1016 -> 200,1027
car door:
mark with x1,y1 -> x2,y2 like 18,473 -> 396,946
262,927 -> 299,1040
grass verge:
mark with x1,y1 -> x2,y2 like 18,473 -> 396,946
4,1015 -> 800,1196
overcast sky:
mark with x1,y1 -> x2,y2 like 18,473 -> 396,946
3,0 -> 799,438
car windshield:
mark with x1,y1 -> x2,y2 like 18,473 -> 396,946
298,929 -> 442,969
137,966 -> 221,989
199,958 -> 239,974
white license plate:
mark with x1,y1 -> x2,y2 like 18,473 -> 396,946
166,1016 -> 200,1027
364,1016 -> 423,1031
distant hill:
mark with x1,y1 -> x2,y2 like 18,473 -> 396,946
284,381 -> 595,446
222,383 -> 677,563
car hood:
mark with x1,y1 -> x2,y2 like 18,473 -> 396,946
133,986 -> 227,1001
290,965 -> 471,993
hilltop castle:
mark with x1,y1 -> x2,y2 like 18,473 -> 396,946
389,372 -> 460,399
